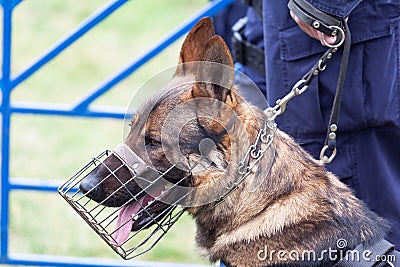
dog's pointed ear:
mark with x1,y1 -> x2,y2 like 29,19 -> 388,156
192,35 -> 236,107
175,17 -> 215,75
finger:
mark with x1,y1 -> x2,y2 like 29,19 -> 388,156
318,31 -> 338,46
317,31 -> 325,46
323,34 -> 337,46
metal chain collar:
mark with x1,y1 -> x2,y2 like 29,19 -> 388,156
213,117 -> 277,207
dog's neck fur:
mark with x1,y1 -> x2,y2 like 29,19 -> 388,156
189,102 -> 388,267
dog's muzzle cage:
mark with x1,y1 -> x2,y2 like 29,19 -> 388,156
58,145 -> 192,260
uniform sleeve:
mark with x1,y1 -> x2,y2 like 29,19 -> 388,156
305,0 -> 363,17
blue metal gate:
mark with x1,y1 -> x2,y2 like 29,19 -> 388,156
0,0 -> 234,266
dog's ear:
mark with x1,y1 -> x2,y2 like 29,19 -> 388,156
192,35 -> 236,107
176,17 -> 215,75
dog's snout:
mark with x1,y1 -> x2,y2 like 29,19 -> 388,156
80,175 -> 104,201
80,176 -> 97,193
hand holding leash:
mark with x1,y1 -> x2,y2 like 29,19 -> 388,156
288,0 -> 347,48
290,11 -> 338,46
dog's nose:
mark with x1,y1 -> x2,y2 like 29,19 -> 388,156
80,176 -> 96,193
79,175 -> 104,201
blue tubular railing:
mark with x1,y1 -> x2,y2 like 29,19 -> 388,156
10,0 -> 130,90
0,0 -> 234,266
1,0 -> 14,263
73,0 -> 236,111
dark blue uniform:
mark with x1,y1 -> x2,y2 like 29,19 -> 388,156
215,0 -> 400,246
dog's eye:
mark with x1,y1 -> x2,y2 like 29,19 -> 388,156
145,137 -> 161,148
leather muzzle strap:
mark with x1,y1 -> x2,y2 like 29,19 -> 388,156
113,144 -> 147,175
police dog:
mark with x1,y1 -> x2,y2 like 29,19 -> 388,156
79,18 -> 390,266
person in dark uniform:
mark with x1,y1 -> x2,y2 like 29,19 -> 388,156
213,0 -> 400,246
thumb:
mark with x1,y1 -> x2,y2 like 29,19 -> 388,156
318,31 -> 337,46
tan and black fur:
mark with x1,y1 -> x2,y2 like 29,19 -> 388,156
80,18 -> 389,266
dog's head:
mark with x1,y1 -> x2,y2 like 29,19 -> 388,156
77,17 -> 264,247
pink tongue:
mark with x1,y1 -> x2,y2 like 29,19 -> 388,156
113,202 -> 141,245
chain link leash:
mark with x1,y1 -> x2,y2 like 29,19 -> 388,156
213,32 -> 345,207
265,45 -> 341,164
212,46 -> 339,207
267,47 -> 338,122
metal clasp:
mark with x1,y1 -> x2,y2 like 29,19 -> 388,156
319,145 -> 337,164
272,79 -> 309,117
292,79 -> 309,95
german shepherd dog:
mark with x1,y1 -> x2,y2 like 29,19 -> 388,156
78,18 -> 393,266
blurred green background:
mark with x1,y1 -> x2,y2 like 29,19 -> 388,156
5,0 -> 210,265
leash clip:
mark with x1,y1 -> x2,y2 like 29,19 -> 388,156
270,79 -> 309,118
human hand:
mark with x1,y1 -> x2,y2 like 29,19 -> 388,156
290,11 -> 338,46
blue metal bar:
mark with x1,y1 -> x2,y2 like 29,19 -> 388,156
9,178 -> 64,192
9,178 -> 78,193
11,0 -> 23,8
0,0 -> 12,261
1,1 -> 11,84
6,254 -> 208,267
10,102 -> 131,119
10,0 -> 129,90
73,0 -> 235,111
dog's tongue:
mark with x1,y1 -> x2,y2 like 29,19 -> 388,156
112,194 -> 157,245
113,202 -> 141,245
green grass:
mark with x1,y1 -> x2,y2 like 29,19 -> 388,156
5,0 -> 210,265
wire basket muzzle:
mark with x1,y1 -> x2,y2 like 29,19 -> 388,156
58,145 -> 191,259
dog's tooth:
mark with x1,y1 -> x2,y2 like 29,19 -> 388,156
132,214 -> 139,221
